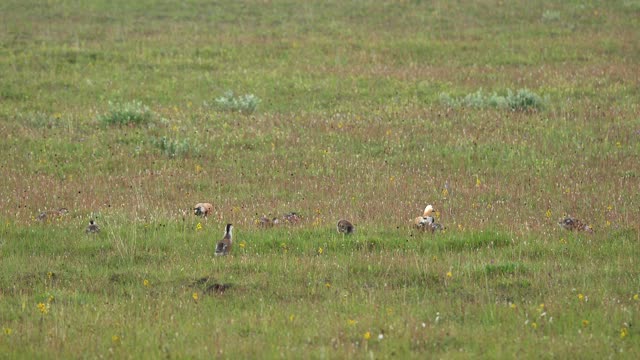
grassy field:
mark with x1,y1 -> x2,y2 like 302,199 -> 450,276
1,0 -> 639,358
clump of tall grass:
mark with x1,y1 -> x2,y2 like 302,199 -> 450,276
439,89 -> 545,111
151,136 -> 200,158
212,90 -> 261,113
99,101 -> 154,126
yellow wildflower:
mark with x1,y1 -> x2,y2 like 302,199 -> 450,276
545,209 -> 552,218
446,271 -> 452,278
192,292 -> 199,302
578,293 -> 584,302
510,303 -> 517,309
196,222 -> 203,231
582,320 -> 590,327
143,279 -> 149,287
347,319 -> 357,326
317,247 -> 323,255
363,331 -> 371,340
633,294 -> 639,301
325,282 -> 331,289
531,322 -> 537,329
37,302 -> 49,315
239,242 -> 246,249
620,327 -> 628,339
3,328 -> 12,335
289,314 -> 295,322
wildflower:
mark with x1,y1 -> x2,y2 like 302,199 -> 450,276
545,209 -> 552,218
195,164 -> 203,174
196,222 -> 203,231
37,302 -> 49,315
3,328 -> 12,335
289,314 -> 295,322
363,331 -> 371,340
325,282 -> 331,289
446,271 -> 452,278
347,319 -> 357,326
317,247 -> 323,255
192,292 -> 199,302
48,295 -> 55,303
378,333 -> 384,340
112,335 -> 120,344
607,205 -> 613,211
582,320 -> 590,327
531,322 -> 537,329
578,293 -> 584,302
538,303 -> 545,311
605,220 -> 611,227
510,303 -> 517,309
143,279 -> 149,287
442,188 -> 449,197
475,177 -> 482,187
389,176 -> 395,183
239,242 -> 246,249
616,141 -> 621,148
620,327 -> 628,339
634,294 -> 639,301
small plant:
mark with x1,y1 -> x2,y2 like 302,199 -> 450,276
152,136 -> 200,158
506,89 -> 545,111
99,100 -> 154,126
541,9 -> 561,22
213,91 -> 261,113
439,88 -> 545,111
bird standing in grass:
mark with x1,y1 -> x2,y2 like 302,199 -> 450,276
258,215 -> 279,228
558,217 -> 593,233
414,205 -> 444,233
36,208 -> 69,222
282,212 -> 301,224
85,219 -> 100,234
194,203 -> 214,218
414,205 -> 435,229
215,224 -> 233,256
337,219 -> 355,234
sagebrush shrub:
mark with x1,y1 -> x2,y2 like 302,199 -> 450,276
213,91 -> 261,113
439,88 -> 545,111
99,101 -> 153,125
152,136 -> 200,158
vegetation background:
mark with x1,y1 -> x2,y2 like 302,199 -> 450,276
0,0 -> 639,358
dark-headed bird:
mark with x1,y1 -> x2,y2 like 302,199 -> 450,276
337,219 -> 355,235
215,224 -> 234,256
558,217 -> 593,233
85,219 -> 100,234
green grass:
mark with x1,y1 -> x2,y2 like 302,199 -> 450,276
1,0 -> 639,358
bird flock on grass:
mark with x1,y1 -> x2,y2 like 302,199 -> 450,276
35,201 -> 596,257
